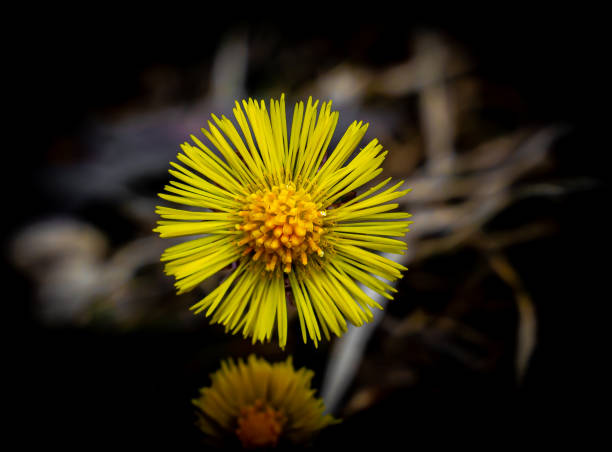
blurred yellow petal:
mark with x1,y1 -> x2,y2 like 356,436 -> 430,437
193,355 -> 338,447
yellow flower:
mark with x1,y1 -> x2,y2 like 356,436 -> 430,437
155,95 -> 411,347
193,355 -> 338,448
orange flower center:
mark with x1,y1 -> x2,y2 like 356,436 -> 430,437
235,400 -> 285,449
236,183 -> 325,272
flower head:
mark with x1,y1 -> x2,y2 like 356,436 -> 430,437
155,95 -> 411,347
193,355 -> 337,448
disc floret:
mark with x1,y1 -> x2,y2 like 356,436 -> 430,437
236,182 -> 325,272
235,399 -> 286,449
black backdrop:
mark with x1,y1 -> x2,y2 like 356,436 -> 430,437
8,9 -> 604,449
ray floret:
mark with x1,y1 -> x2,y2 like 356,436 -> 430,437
155,94 -> 412,347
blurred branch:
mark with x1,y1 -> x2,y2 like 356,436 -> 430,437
416,33 -> 456,175
322,33 -> 565,411
486,252 -> 536,382
310,33 -> 471,105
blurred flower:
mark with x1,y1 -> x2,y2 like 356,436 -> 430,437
193,355 -> 337,448
155,95 -> 411,347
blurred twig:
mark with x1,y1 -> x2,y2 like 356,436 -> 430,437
486,252 -> 536,382
322,33 -> 565,412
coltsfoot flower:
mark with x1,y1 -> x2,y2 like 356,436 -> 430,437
193,355 -> 337,448
155,95 -> 411,347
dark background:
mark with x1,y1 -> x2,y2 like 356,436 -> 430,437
8,10 -> 604,449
